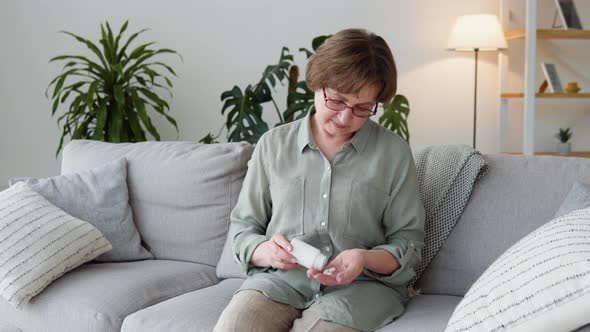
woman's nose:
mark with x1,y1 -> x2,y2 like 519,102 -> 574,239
338,108 -> 355,123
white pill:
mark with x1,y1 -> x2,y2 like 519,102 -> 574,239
323,267 -> 336,276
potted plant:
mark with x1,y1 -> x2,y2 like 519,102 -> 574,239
201,35 -> 410,144
47,20 -> 181,156
556,127 -> 573,155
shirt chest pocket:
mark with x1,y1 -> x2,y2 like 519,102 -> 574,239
267,177 -> 305,237
345,180 -> 390,247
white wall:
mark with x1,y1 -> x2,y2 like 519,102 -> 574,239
1,0 -> 588,186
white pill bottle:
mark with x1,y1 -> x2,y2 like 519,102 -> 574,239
290,239 -> 328,270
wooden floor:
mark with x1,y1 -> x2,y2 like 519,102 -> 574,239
503,151 -> 590,158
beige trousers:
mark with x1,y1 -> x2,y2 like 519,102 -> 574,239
213,290 -> 359,332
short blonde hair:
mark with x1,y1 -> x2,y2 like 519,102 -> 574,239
306,28 -> 397,103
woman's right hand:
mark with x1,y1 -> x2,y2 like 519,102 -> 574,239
250,234 -> 299,270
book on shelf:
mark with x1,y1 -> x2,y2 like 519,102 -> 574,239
541,63 -> 564,93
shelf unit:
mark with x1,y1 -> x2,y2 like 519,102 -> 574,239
501,93 -> 590,98
498,0 -> 590,156
505,151 -> 590,158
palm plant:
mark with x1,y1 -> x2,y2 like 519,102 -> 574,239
201,35 -> 411,144
47,20 -> 181,156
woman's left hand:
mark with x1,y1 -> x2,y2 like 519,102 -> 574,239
307,249 -> 366,285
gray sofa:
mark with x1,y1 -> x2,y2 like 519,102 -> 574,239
1,140 -> 590,332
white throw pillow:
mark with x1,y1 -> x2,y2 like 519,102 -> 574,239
0,183 -> 112,308
445,207 -> 590,332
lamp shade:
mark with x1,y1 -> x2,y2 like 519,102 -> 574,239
447,14 -> 507,51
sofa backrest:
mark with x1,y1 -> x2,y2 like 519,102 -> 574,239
416,153 -> 590,296
62,140 -> 253,266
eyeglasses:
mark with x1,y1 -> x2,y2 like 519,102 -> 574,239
323,88 -> 378,118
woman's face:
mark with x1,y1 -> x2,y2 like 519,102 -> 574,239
313,84 -> 379,140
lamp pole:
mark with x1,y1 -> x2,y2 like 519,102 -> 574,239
447,14 -> 507,150
473,48 -> 479,149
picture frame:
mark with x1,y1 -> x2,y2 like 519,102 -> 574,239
541,63 -> 564,93
554,0 -> 583,30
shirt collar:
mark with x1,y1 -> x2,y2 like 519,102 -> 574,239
297,105 -> 373,154
349,117 -> 372,154
297,106 -> 316,153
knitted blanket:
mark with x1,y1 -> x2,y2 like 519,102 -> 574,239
410,145 -> 488,288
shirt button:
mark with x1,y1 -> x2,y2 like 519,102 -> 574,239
320,222 -> 326,227
324,246 -> 331,252
322,193 -> 328,199
327,166 -> 331,172
314,292 -> 322,300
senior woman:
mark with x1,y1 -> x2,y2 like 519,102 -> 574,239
214,28 -> 425,332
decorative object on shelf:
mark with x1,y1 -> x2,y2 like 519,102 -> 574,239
202,35 -> 411,144
555,0 -> 583,30
556,127 -> 573,155
447,14 -> 507,149
541,62 -> 564,92
47,20 -> 181,156
538,79 -> 549,93
565,81 -> 581,93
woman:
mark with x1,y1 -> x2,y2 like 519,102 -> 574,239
214,28 -> 425,332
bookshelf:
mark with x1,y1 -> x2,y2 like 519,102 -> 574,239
498,0 -> 590,156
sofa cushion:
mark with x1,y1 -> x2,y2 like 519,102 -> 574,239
0,183 -> 111,308
122,279 -> 459,332
216,227 -> 247,279
122,278 -> 244,332
62,140 -> 253,266
554,181 -> 590,218
376,295 -> 461,332
0,260 -> 218,332
416,154 -> 590,296
445,207 -> 590,332
10,158 -> 152,262
0,321 -> 21,332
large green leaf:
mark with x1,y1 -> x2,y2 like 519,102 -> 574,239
92,99 -> 108,140
117,28 -> 149,62
299,34 -> 331,59
150,103 -> 178,130
137,87 -> 169,110
131,89 -> 161,140
49,55 -> 106,77
253,47 -> 293,97
99,23 -> 114,65
199,133 -> 219,144
59,31 -> 109,69
221,85 -> 269,143
283,81 -> 313,121
379,94 -> 410,143
124,92 -> 146,142
113,21 -> 129,55
71,116 -> 93,139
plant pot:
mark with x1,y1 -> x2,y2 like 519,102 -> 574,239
557,142 -> 572,156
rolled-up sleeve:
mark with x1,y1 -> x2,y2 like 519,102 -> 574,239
230,138 -> 271,274
364,151 -> 425,287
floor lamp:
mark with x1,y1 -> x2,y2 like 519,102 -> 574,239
447,14 -> 507,149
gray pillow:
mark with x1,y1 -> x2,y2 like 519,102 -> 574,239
9,158 -> 153,262
554,181 -> 590,218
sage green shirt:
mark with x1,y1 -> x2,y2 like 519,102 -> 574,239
230,109 -> 425,331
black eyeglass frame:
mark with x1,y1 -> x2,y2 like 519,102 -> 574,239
322,87 -> 378,118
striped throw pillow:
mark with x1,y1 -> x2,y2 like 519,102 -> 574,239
445,207 -> 590,332
0,182 -> 112,308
